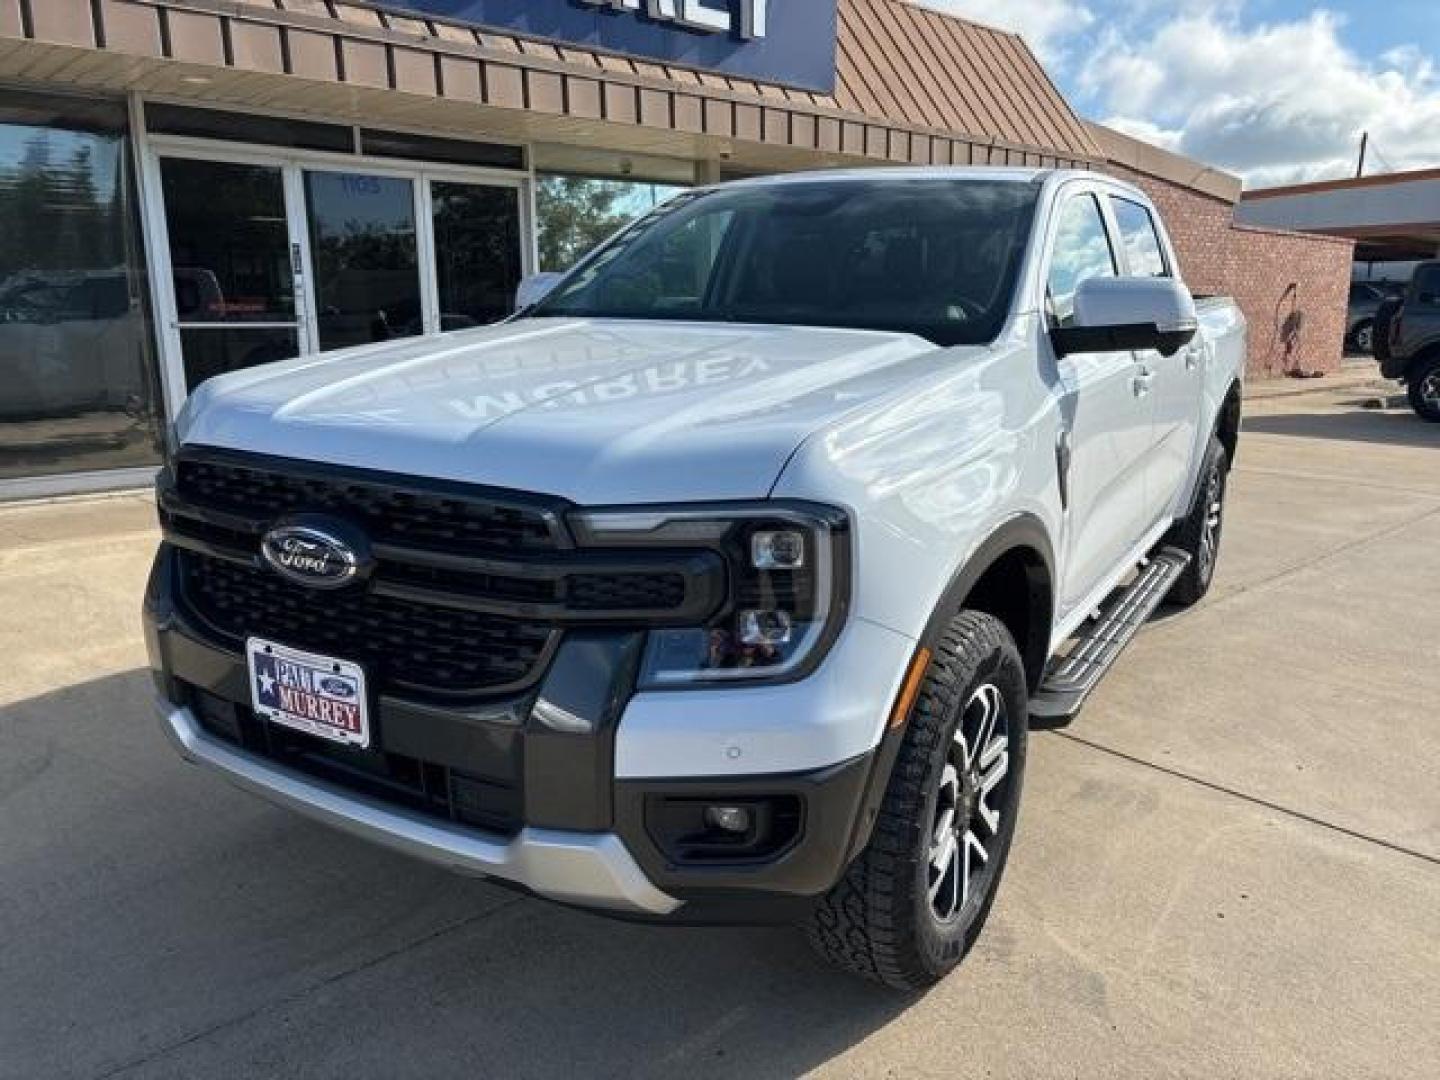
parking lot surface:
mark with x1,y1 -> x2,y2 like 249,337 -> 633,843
2,384 -> 1437,1079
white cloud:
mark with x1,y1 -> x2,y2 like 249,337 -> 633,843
917,0 -> 1094,64
1078,9 -> 1440,187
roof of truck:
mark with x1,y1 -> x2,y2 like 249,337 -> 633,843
716,167 -> 1149,203
724,167 -> 1052,187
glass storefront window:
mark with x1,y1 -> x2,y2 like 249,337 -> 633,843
160,159 -> 294,324
536,175 -> 685,272
0,91 -> 161,482
305,171 -> 423,350
179,328 -> 299,393
432,181 -> 523,329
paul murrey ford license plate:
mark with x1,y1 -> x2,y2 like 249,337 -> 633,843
246,638 -> 369,748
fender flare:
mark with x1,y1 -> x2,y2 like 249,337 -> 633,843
1407,344 -> 1440,383
840,514 -> 1056,869
916,513 -> 1056,657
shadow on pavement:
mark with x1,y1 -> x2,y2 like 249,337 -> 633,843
1244,406 -> 1439,449
0,670 -> 914,1079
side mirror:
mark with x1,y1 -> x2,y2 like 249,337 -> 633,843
515,272 -> 563,311
1051,277 -> 1199,358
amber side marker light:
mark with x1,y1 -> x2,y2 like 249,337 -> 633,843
889,647 -> 933,730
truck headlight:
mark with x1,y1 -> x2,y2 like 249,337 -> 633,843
569,504 -> 850,688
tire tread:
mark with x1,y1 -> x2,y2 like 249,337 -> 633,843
806,612 -> 1023,989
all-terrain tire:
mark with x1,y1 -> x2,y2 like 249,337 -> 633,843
806,612 -> 1027,990
1408,355 -> 1440,423
1165,435 -> 1229,607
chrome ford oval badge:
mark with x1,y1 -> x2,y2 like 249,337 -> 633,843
260,516 -> 371,590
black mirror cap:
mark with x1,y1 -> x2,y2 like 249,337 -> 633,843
1051,322 -> 1198,358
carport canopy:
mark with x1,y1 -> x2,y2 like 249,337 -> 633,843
1238,168 -> 1440,262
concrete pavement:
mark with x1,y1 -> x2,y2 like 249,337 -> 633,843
1,387 -> 1436,1079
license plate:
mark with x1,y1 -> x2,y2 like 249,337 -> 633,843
246,637 -> 369,749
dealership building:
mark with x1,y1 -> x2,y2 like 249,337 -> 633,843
0,0 -> 1352,498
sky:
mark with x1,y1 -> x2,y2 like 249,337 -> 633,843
919,0 -> 1440,188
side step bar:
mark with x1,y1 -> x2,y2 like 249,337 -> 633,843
1030,547 -> 1192,721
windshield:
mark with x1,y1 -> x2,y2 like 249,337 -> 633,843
529,177 -> 1041,347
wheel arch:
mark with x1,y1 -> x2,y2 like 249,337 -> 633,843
918,514 -> 1055,693
1216,379 -> 1242,471
1406,343 -> 1440,382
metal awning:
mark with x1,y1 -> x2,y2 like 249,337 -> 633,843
0,0 -> 1102,172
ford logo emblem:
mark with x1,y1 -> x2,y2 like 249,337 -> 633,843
320,676 -> 356,698
260,516 -> 372,590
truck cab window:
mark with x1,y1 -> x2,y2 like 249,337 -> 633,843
1413,264 -> 1440,304
1111,197 -> 1170,278
534,178 -> 1040,347
1046,194 -> 1117,327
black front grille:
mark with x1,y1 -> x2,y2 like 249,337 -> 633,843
568,571 -> 687,611
176,456 -> 559,555
164,450 -> 725,700
179,551 -> 555,698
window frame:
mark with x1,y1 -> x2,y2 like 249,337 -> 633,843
1109,195 -> 1172,280
1042,190 -> 1121,329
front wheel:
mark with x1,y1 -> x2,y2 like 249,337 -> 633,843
806,612 -> 1027,989
1408,356 -> 1440,423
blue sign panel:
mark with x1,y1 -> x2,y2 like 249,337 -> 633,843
387,1 -> 838,94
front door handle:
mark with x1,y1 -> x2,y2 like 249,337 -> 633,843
1132,365 -> 1154,397
1185,346 -> 1204,372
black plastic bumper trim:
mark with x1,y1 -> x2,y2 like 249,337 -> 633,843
613,752 -> 876,900
522,630 -> 645,831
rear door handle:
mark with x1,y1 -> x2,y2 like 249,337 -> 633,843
1133,365 -> 1154,397
1184,346 -> 1204,371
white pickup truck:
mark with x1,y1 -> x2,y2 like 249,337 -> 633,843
145,168 -> 1245,988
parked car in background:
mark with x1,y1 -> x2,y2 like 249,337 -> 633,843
145,169 -> 1246,988
1348,281 -> 1403,355
1381,261 -> 1440,422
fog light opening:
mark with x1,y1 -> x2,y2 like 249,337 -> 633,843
703,805 -> 753,834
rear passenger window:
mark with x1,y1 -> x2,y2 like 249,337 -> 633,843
1111,198 -> 1169,278
1414,264 -> 1440,304
1046,194 -> 1117,327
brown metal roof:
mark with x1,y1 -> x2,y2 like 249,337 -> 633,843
0,0 -> 1102,167
1086,122 -> 1242,205
837,1 -> 1099,156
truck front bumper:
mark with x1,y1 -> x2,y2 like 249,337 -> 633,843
158,697 -> 680,915
146,543 -> 904,922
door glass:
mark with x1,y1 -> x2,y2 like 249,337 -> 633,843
1046,194 -> 1117,326
431,182 -> 522,330
305,171 -> 422,350
1111,198 -> 1169,278
160,158 -> 294,323
161,157 -> 300,393
179,328 -> 298,393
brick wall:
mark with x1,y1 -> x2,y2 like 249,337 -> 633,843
1104,164 -> 1355,377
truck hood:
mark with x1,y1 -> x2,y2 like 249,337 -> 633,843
177,318 -> 944,503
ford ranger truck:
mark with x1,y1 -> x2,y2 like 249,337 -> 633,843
145,169 -> 1245,988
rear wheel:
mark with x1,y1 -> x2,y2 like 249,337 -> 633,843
1408,355 -> 1440,423
806,612 -> 1027,989
1165,435 -> 1229,607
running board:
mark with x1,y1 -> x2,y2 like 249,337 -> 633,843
1030,547 -> 1192,721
